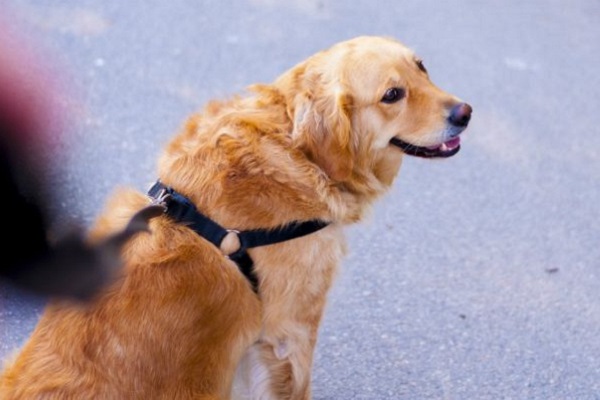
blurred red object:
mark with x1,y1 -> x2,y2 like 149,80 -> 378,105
0,13 -> 157,300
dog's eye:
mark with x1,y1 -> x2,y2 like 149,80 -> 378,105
416,59 -> 427,73
381,87 -> 406,104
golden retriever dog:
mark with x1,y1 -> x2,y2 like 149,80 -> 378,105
0,36 -> 471,399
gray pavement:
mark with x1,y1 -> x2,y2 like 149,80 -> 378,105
1,1 -> 599,399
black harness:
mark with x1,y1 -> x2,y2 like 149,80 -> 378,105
147,181 -> 329,293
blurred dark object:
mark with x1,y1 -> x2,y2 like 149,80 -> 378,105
2,205 -> 163,301
0,14 -> 155,301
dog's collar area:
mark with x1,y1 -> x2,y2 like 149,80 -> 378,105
147,181 -> 330,293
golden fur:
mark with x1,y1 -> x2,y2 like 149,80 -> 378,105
0,36 -> 468,399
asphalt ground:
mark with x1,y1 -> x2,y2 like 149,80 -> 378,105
1,1 -> 599,399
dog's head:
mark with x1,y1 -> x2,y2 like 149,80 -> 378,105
276,36 -> 472,188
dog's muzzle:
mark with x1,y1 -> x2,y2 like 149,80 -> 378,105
390,102 -> 472,158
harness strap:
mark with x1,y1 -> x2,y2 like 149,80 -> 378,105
147,181 -> 329,293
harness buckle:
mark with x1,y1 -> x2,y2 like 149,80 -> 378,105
220,229 -> 242,257
150,188 -> 171,212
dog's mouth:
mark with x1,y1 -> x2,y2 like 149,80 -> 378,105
389,136 -> 461,158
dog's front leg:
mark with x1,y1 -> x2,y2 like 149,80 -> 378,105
233,227 -> 345,400
233,321 -> 321,400
233,272 -> 336,400
263,324 -> 319,400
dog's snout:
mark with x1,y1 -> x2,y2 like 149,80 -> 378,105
448,103 -> 472,128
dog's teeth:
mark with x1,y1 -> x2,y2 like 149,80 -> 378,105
440,143 -> 448,152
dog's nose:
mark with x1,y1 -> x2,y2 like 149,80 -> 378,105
448,103 -> 472,127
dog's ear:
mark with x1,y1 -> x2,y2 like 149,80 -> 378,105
292,86 -> 354,182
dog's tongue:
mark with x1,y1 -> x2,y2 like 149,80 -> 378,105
427,137 -> 461,151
